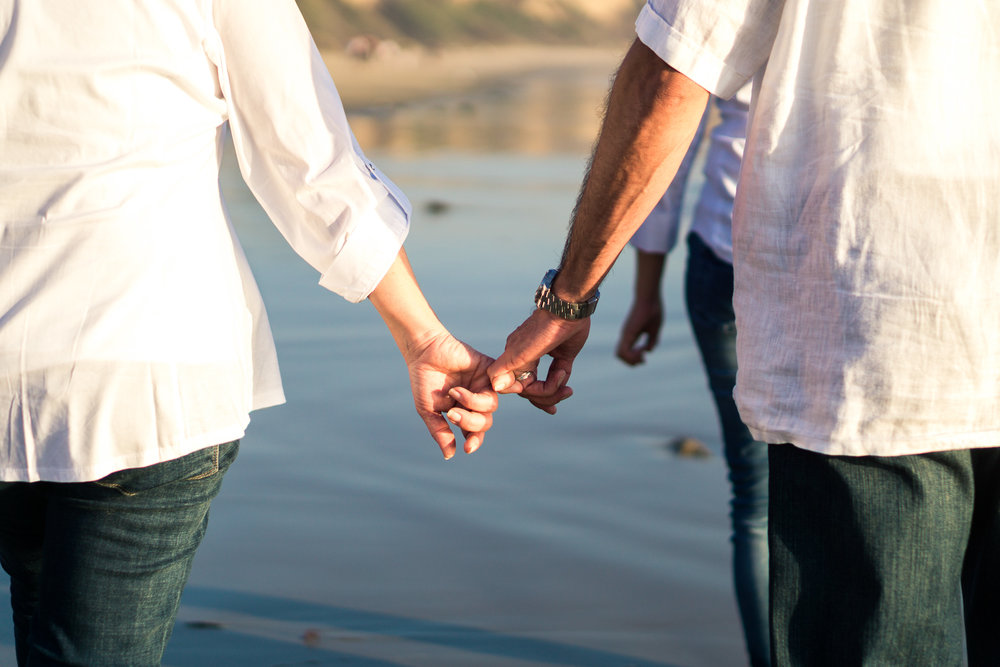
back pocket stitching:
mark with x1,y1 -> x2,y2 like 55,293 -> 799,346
184,445 -> 221,481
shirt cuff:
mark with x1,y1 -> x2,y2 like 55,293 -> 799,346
318,191 -> 410,303
630,209 -> 678,254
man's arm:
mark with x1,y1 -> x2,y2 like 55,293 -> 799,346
369,248 -> 498,459
488,39 -> 708,398
555,39 -> 708,302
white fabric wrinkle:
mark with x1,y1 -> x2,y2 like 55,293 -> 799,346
0,0 -> 408,480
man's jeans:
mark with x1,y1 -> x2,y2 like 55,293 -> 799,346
685,233 -> 770,667
0,441 -> 238,666
770,443 -> 1000,666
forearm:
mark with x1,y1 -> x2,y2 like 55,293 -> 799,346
634,249 -> 667,303
368,248 -> 444,359
554,39 -> 708,302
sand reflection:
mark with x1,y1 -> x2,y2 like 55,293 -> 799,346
349,67 -> 614,155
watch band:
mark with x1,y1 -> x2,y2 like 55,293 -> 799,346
534,269 -> 599,320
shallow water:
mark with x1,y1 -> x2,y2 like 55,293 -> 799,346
0,66 -> 744,666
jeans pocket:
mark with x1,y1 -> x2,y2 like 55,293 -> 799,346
94,441 -> 240,496
182,439 -> 240,481
184,445 -> 222,482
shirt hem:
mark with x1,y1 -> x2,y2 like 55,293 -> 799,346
0,422 -> 251,483
749,427 -> 1000,457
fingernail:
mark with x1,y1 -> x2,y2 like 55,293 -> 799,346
446,409 -> 460,424
448,388 -> 461,400
493,376 -> 510,392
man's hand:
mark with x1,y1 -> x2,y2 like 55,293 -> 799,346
403,330 -> 498,460
617,249 -> 667,366
487,309 -> 589,414
616,296 -> 663,366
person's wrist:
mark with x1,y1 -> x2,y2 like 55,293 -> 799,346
633,287 -> 662,304
534,269 -> 599,320
399,324 -> 449,364
549,270 -> 593,303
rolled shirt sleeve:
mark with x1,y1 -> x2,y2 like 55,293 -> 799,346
635,0 -> 780,99
207,0 -> 410,302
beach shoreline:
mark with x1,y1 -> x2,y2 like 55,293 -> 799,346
322,44 -> 626,112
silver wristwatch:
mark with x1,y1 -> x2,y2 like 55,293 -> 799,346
534,269 -> 599,320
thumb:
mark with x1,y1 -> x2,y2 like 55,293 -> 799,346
489,310 -> 563,391
486,354 -> 520,392
643,329 -> 659,352
487,341 -> 542,392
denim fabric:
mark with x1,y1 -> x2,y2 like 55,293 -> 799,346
770,444 -> 1000,666
685,233 -> 770,667
0,441 -> 238,666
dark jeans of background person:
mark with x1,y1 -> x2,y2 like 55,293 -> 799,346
770,444 -> 1000,667
0,441 -> 239,666
685,233 -> 770,667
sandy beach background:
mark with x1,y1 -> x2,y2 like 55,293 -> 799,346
0,45 -> 747,666
323,45 -> 627,112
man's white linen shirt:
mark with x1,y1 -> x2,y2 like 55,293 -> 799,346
630,85 -> 750,264
0,0 -> 411,481
636,0 -> 1000,456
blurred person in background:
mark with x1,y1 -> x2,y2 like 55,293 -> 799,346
616,84 -> 768,667
0,1 -> 496,664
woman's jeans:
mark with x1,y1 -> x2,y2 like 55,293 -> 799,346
770,443 -> 1000,666
0,441 -> 238,666
685,234 -> 770,667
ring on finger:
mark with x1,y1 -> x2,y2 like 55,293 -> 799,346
515,370 -> 535,382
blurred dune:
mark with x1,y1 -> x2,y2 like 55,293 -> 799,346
300,0 -> 640,121
323,43 -> 624,113
298,0 -> 644,49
